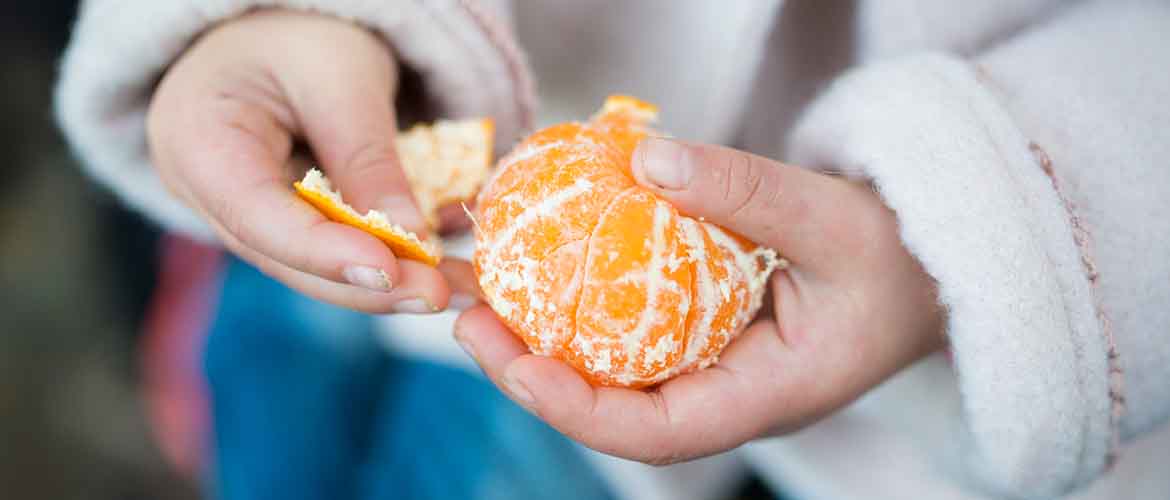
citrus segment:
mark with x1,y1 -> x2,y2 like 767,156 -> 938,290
572,190 -> 693,386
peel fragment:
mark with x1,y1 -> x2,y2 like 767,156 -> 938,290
292,118 -> 494,267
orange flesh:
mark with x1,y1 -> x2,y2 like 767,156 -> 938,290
474,95 -> 780,387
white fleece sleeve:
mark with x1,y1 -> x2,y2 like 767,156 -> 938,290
55,0 -> 535,240
786,0 -> 1169,498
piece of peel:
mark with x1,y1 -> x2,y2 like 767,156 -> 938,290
295,169 -> 443,266
397,118 -> 495,228
293,118 -> 494,267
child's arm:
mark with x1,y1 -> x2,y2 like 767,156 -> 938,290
56,1 -> 533,312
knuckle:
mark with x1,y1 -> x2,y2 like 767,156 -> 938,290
203,89 -> 293,158
212,97 -> 254,130
722,152 -> 766,218
217,101 -> 284,154
343,140 -> 398,180
712,153 -> 738,206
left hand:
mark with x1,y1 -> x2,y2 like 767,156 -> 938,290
454,138 -> 945,465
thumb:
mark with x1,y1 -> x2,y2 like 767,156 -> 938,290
284,36 -> 428,234
631,138 -> 864,267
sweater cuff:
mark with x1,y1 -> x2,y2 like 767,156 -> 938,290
55,0 -> 535,240
787,52 -> 1113,498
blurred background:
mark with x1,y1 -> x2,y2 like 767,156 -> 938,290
1,3 -> 198,499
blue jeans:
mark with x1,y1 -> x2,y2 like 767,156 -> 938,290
203,257 -> 614,500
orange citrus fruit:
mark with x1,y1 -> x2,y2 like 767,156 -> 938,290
473,96 -> 782,388
294,118 -> 494,267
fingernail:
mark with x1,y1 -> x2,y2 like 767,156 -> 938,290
639,137 -> 692,190
390,298 -> 438,314
342,265 -> 392,292
448,293 -> 478,311
504,373 -> 535,409
377,194 -> 428,232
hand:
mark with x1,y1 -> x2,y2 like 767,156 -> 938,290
148,9 -> 463,313
454,138 -> 945,464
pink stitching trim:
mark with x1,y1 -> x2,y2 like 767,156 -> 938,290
1030,142 -> 1126,470
457,0 -> 537,133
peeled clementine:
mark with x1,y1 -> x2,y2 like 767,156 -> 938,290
473,96 -> 782,388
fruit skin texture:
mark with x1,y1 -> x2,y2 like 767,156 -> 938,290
295,168 -> 442,265
293,118 -> 495,267
473,96 -> 781,388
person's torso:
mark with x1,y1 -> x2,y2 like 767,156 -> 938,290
512,0 -> 781,145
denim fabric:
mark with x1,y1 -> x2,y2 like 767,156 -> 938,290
203,257 -> 613,500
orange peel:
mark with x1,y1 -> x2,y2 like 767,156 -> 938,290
293,118 -> 494,267
473,95 -> 783,388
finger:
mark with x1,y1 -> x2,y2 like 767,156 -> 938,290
171,97 -> 405,293
207,217 -> 448,314
454,303 -> 806,464
437,258 -> 483,310
437,202 -> 473,235
282,37 -> 429,234
452,306 -> 677,461
520,320 -> 812,464
453,305 -> 530,380
505,356 -> 687,464
631,138 -> 863,265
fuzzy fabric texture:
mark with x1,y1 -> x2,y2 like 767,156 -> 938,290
57,0 -> 1170,499
55,0 -> 535,241
977,0 -> 1170,444
786,52 -> 1112,499
763,1 -> 1169,498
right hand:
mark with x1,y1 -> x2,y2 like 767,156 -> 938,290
454,139 -> 944,465
148,9 -> 458,314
